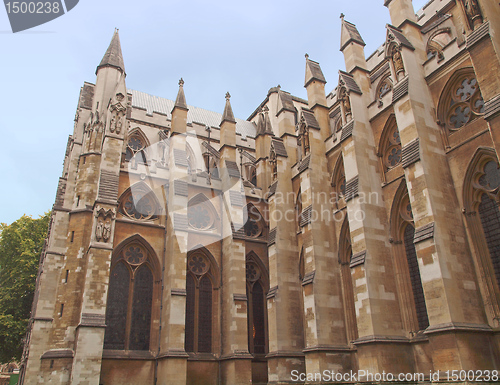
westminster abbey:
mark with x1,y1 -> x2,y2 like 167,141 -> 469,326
19,0 -> 500,383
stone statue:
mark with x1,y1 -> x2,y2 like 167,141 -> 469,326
102,221 -> 111,242
95,219 -> 103,241
343,94 -> 352,120
463,0 -> 483,30
392,46 -> 405,77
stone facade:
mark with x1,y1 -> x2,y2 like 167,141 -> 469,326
20,0 -> 500,383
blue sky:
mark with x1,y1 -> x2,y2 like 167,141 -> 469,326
0,0 -> 428,225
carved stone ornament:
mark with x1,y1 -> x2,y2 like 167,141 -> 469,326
392,46 -> 405,79
109,93 -> 127,134
342,93 -> 352,120
462,0 -> 483,30
94,207 -> 115,243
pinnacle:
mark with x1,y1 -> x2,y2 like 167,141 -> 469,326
96,29 -> 125,74
173,78 -> 188,110
340,16 -> 366,51
221,92 -> 236,124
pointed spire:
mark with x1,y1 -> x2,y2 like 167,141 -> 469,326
173,78 -> 188,111
340,15 -> 366,51
221,92 -> 236,124
256,106 -> 273,136
96,29 -> 125,74
304,55 -> 326,88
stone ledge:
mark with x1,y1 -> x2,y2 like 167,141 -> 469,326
484,94 -> 500,121
267,286 -> 278,299
424,322 -> 493,335
265,350 -> 305,359
41,349 -> 74,359
103,350 -> 155,360
219,352 -> 253,361
301,270 -> 315,286
352,335 -> 410,345
466,21 -> 490,50
157,350 -> 189,359
79,313 -> 106,328
233,293 -> 248,301
171,288 -> 186,296
303,344 -> 354,353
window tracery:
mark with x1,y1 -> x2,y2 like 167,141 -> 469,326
187,195 -> 218,231
331,156 -> 346,208
245,254 -> 267,355
119,186 -> 158,221
125,132 -> 148,164
379,116 -> 402,172
439,69 -> 484,132
376,77 -> 392,107
185,250 -> 217,353
104,241 -> 155,351
244,206 -> 263,238
391,183 -> 429,333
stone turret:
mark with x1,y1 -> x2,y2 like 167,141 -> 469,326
340,15 -> 367,73
384,0 -> 416,28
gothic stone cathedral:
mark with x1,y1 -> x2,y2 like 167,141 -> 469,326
20,0 -> 500,384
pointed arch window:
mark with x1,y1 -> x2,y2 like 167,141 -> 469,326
438,68 -> 485,132
185,251 -> 217,353
126,132 -> 148,164
243,163 -> 257,187
104,242 -> 155,351
244,205 -> 264,238
426,29 -> 452,62
391,184 -> 429,332
246,254 -> 268,355
118,185 -> 159,221
187,194 -> 218,231
376,76 -> 392,107
338,217 -> 358,342
464,151 -> 500,300
379,116 -> 402,172
331,156 -> 347,208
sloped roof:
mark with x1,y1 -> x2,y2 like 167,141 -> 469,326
97,30 -> 125,74
128,89 -> 256,139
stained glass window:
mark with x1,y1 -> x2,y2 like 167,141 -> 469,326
403,224 -> 429,331
104,245 -> 154,351
185,253 -> 214,353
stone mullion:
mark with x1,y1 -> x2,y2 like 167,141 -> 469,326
266,154 -> 305,384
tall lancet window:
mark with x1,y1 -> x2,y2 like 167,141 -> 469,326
104,241 -> 155,351
391,182 -> 429,333
245,253 -> 268,355
185,250 -> 217,353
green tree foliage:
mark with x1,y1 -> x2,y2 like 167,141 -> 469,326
0,213 -> 50,363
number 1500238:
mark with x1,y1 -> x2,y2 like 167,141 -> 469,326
5,2 -> 61,14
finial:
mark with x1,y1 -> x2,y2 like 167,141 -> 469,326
340,13 -> 345,19
179,78 -> 184,87
277,84 -> 281,89
225,92 -> 231,101
305,53 -> 309,59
